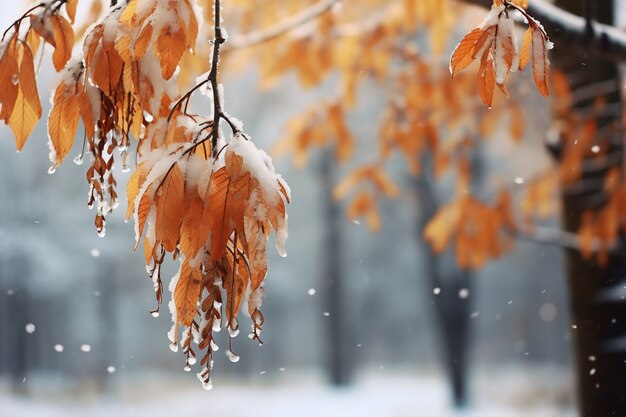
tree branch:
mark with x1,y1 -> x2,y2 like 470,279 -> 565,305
209,0 -> 226,156
508,225 -> 616,253
227,0 -> 338,50
462,0 -> 626,62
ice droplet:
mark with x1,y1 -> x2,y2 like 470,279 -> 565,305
151,311 -> 160,318
589,368 -> 596,376
25,323 -> 36,334
169,343 -> 179,353
54,344 -> 64,352
259,370 -> 267,375
90,248 -> 100,258
73,155 -> 84,166
228,327 -> 240,338
107,366 -> 116,374
47,166 -> 56,175
81,344 -> 91,352
458,288 -> 470,299
514,177 -> 525,185
279,367 -> 286,372
323,312 -> 330,317
212,319 -> 221,332
433,287 -> 441,295
184,365 -> 192,372
201,378 -> 213,391
226,350 -> 240,363
307,288 -> 316,296
188,355 -> 197,365
210,339 -> 219,352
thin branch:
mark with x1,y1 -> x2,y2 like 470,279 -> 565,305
508,225 -> 616,253
209,0 -> 226,157
226,0 -> 338,50
462,0 -> 626,62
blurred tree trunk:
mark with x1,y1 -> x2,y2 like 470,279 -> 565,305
415,158 -> 473,408
0,255 -> 30,395
552,1 -> 626,415
320,150 -> 351,386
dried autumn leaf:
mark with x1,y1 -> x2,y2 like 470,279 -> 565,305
9,44 -> 41,150
530,25 -> 551,97
51,15 -> 74,71
519,28 -> 532,70
66,0 -> 78,23
174,260 -> 202,326
0,36 -> 19,123
156,24 -> 187,80
156,163 -> 185,252
48,82 -> 81,167
477,49 -> 496,107
450,28 -> 484,77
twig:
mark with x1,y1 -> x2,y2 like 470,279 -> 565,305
226,0 -> 338,50
507,225 -> 617,253
208,0 -> 226,157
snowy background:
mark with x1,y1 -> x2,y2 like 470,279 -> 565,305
0,1 -> 596,416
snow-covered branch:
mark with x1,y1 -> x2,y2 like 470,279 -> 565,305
463,0 -> 626,62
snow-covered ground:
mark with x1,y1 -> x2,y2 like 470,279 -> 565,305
0,369 -> 576,417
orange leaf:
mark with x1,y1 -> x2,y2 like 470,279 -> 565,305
156,24 -> 187,80
156,163 -> 185,252
531,26 -> 550,97
174,260 -> 202,326
519,27 -> 532,70
48,83 -> 80,166
477,49 -> 496,107
0,36 -> 19,122
51,15 -> 74,71
450,28 -> 484,78
66,0 -> 78,23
